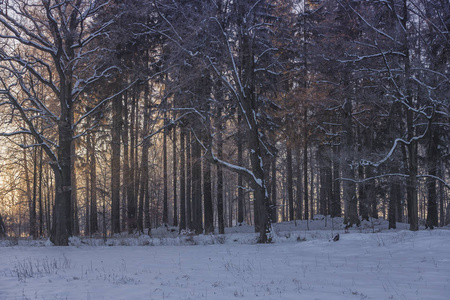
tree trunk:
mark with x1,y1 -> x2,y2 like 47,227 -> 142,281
89,132 -> 98,234
163,115 -> 169,225
303,108 -> 309,220
51,113 -> 73,245
319,145 -> 331,217
123,92 -> 134,233
71,139 -> 79,236
287,142 -> 294,221
237,112 -> 244,224
0,213 -> 5,237
331,141 -> 341,217
271,155 -> 277,223
401,0 -> 419,232
38,148 -> 44,237
192,135 -> 203,234
85,136 -> 91,236
22,137 -> 34,238
342,98 -> 359,226
173,125 -> 178,227
186,130 -> 192,230
388,180 -> 400,229
426,127 -> 438,229
216,109 -> 225,233
358,129 -> 369,221
128,90 -> 137,232
133,89 -> 140,227
111,92 -> 122,234
439,165 -> 445,227
179,128 -> 186,231
31,147 -> 38,239
138,84 -> 151,233
203,156 -> 213,234
295,148 -> 303,220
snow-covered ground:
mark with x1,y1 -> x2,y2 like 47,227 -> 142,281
1,218 -> 449,300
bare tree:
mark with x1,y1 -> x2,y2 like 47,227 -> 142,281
0,0 -> 124,245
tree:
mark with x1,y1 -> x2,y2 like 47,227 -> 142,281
0,0 -> 122,245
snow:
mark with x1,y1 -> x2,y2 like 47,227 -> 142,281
1,218 -> 449,300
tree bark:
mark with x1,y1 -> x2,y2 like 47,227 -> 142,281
203,156 -> 213,234
89,132 -> 98,234
287,142 -> 294,221
295,148 -> 303,220
163,114 -> 169,225
216,109 -> 225,233
138,83 -> 151,233
0,213 -> 6,237
303,108 -> 309,220
237,112 -> 244,224
192,134 -> 203,234
173,125 -> 178,227
111,92 -> 122,234
426,127 -> 438,229
342,97 -> 359,226
71,139 -> 79,237
186,130 -> 192,230
179,127 -> 186,231
271,155 -> 277,223
38,148 -> 44,237
31,147 -> 38,239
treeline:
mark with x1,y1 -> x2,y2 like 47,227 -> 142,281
0,0 -> 448,245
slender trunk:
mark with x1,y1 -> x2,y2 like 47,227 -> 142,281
303,108 -> 309,220
216,112 -> 225,233
287,143 -> 294,221
439,165 -> 444,226
38,148 -> 44,237
310,153 -> 315,219
138,84 -> 151,233
127,91 -> 137,232
358,127 -> 369,221
123,92 -> 133,233
111,92 -> 122,234
186,131 -> 192,229
426,127 -> 438,229
31,147 -> 38,239
173,125 -> 178,227
237,112 -> 244,224
389,181 -> 400,229
22,137 -> 33,238
319,145 -> 331,217
134,90 -> 140,224
332,143 -> 341,217
0,213 -> 6,237
192,135 -> 203,234
295,148 -> 303,220
71,139 -> 79,236
203,156 -> 213,233
46,167 -> 52,237
163,115 -> 169,225
85,136 -> 90,236
179,128 -> 186,231
358,163 -> 368,221
89,133 -> 98,234
271,156 -> 277,223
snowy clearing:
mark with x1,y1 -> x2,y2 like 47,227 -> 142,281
1,218 -> 449,300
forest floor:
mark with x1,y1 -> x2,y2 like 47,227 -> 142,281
1,217 -> 449,300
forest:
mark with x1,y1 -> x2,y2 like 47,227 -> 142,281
0,0 -> 448,246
